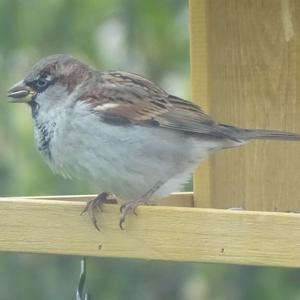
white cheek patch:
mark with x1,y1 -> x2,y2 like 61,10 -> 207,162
35,74 -> 53,82
93,103 -> 119,111
45,74 -> 53,81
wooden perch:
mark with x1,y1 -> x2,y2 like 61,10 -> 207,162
1,0 -> 299,270
0,193 -> 299,268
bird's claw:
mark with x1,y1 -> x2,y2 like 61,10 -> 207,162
118,199 -> 151,229
119,215 -> 125,230
119,203 -> 134,230
81,192 -> 115,231
81,192 -> 153,230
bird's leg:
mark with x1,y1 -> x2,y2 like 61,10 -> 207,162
119,180 -> 164,229
81,192 -> 117,231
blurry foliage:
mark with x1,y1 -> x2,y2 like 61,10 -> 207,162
0,0 -> 299,299
0,0 -> 190,197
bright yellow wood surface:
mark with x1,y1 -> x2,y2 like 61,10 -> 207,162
1,195 -> 300,268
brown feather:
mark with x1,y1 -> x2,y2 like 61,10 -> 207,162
80,71 -> 230,138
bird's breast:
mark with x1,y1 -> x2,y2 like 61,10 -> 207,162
34,120 -> 56,162
32,103 -> 219,201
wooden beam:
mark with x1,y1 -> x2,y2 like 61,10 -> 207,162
205,0 -> 300,212
17,192 -> 194,207
189,0 -> 211,207
190,0 -> 300,212
1,195 -> 300,268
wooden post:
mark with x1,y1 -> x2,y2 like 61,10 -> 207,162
190,0 -> 300,212
189,0 -> 211,207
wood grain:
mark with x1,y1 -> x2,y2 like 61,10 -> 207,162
0,196 -> 300,267
17,192 -> 194,207
191,0 -> 300,211
189,0 -> 212,207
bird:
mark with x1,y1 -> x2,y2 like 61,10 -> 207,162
7,54 -> 300,230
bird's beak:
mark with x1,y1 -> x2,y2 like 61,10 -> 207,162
7,80 -> 36,103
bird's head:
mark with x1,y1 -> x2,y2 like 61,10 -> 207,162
7,54 -> 90,116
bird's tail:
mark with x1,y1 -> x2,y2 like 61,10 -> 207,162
240,128 -> 300,141
218,124 -> 300,142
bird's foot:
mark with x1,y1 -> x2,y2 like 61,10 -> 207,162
119,198 -> 151,230
81,192 -> 116,231
118,180 -> 164,230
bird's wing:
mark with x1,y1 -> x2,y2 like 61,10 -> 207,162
81,71 -> 229,138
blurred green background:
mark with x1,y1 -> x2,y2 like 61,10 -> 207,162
0,0 -> 300,299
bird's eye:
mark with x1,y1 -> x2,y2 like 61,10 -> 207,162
33,74 -> 53,92
36,77 -> 48,88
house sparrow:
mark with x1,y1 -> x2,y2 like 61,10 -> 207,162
7,54 -> 300,230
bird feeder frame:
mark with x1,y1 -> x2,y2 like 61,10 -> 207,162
0,0 -> 300,268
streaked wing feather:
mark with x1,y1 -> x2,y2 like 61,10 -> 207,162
82,71 -> 232,139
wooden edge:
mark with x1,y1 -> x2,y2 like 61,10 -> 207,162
0,196 -> 300,267
8,192 -> 194,207
189,0 -> 212,207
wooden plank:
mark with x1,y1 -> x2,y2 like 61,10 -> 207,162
191,0 -> 300,212
16,192 -> 194,207
189,0 -> 212,207
0,196 -> 300,267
